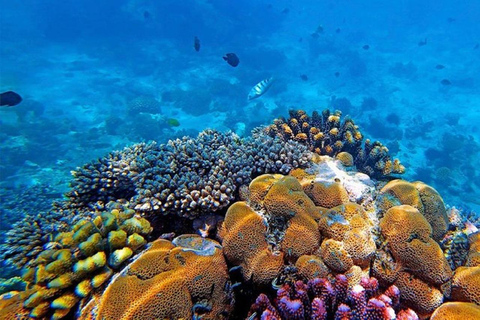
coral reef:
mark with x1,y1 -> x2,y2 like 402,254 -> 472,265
264,109 -> 405,179
65,129 -> 312,219
377,179 -> 449,241
126,95 -> 161,115
79,234 -> 230,319
0,207 -> 151,319
248,275 -> 418,320
430,302 -> 480,319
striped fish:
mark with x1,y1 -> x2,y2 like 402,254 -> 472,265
248,77 -> 274,100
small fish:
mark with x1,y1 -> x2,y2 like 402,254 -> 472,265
167,118 -> 180,127
316,25 -> 324,34
418,38 -> 427,46
335,28 -> 341,33
362,44 -> 370,50
334,72 -> 340,77
474,43 -> 479,50
300,74 -> 308,81
311,32 -> 320,39
194,36 -> 200,52
248,77 -> 273,100
223,53 -> 239,67
143,11 -> 150,19
282,8 -> 290,14
435,64 -> 445,69
447,17 -> 456,23
440,79 -> 451,86
0,91 -> 22,106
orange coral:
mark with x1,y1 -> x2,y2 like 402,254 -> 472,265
378,180 -> 448,241
450,266 -> 480,304
281,214 -> 321,262
302,180 -> 349,209
320,239 -> 353,273
395,272 -> 444,318
295,255 -> 330,280
380,205 -> 452,285
335,151 -> 354,167
94,235 -> 229,320
430,302 -> 480,319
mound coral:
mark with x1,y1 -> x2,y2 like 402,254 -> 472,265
378,179 -> 449,241
248,275 -> 418,319
264,109 -> 405,179
430,302 -> 480,319
80,234 -> 230,319
0,207 -> 152,319
378,205 -> 452,316
126,95 -> 161,115
219,174 -> 321,285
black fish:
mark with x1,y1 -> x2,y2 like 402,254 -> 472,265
282,8 -> 290,14
418,38 -> 427,46
336,28 -> 341,33
194,36 -> 200,52
447,17 -> 456,23
362,44 -> 370,50
440,79 -> 451,86
143,11 -> 150,19
223,53 -> 239,67
435,64 -> 445,70
334,72 -> 340,77
0,91 -> 22,106
300,74 -> 308,81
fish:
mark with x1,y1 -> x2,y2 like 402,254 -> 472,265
474,43 -> 479,50
334,72 -> 340,77
282,8 -> 290,14
435,64 -> 445,69
418,38 -> 427,46
248,77 -> 273,100
0,91 -> 22,106
362,44 -> 370,50
167,118 -> 180,127
440,79 -> 451,86
223,53 -> 239,67
300,74 -> 308,81
336,28 -> 341,33
143,11 -> 150,19
194,36 -> 200,52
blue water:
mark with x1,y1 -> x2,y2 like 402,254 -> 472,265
1,0 -> 479,249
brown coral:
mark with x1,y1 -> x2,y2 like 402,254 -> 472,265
378,180 -> 448,241
93,235 -> 229,320
431,302 -> 480,319
450,266 -> 480,304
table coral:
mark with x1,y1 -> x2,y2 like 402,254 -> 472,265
84,235 -> 230,320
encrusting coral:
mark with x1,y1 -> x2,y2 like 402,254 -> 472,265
264,109 -> 405,179
0,207 -> 152,319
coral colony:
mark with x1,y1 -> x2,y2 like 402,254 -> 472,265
1,109 -> 479,319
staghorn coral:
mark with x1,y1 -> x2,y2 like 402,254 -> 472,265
378,179 -> 449,241
0,207 -> 152,319
80,234 -> 230,320
248,275 -> 417,320
264,109 -> 405,179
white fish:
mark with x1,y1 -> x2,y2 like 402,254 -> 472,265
248,77 -> 274,100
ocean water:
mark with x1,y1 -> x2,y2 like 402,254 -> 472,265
0,0 -> 479,302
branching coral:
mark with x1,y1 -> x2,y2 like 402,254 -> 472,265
248,275 -> 417,320
0,207 -> 151,319
264,109 -> 405,179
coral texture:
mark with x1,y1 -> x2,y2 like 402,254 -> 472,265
430,302 -> 480,319
248,275 -> 417,320
81,235 -> 229,320
264,109 -> 405,179
0,207 -> 151,319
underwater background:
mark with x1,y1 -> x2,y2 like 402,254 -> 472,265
1,0 -> 480,318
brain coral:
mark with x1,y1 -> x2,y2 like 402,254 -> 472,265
450,266 -> 480,304
0,207 -> 151,319
220,174 -> 321,285
85,234 -> 229,320
378,180 -> 449,241
264,109 -> 405,179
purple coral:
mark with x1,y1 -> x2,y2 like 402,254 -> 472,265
248,275 -> 418,320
